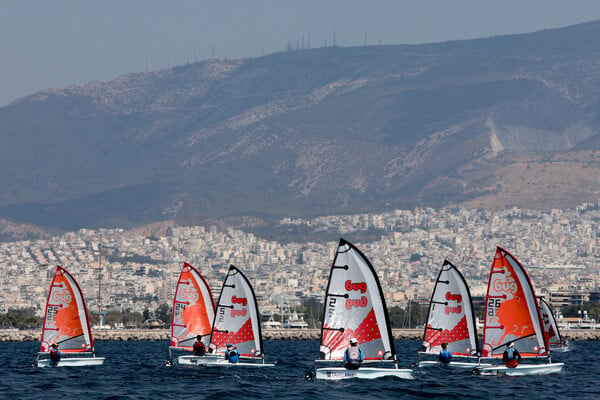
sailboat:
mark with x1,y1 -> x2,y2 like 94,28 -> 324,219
315,239 -> 413,380
168,262 -> 216,366
418,260 -> 490,369
539,297 -> 570,353
475,247 -> 564,376
37,266 -> 105,367
179,265 -> 274,367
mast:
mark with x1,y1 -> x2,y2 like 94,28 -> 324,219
280,274 -> 284,326
97,234 -> 102,329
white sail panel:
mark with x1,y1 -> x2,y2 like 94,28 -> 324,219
539,298 -> 562,347
170,262 -> 215,350
40,266 -> 93,353
210,265 -> 263,357
319,239 -> 394,361
423,260 -> 478,356
482,247 -> 547,357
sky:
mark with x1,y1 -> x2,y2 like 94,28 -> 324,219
1,0 -> 600,107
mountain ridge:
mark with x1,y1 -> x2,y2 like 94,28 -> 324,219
1,20 -> 600,240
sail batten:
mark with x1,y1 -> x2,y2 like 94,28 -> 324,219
170,262 -> 215,350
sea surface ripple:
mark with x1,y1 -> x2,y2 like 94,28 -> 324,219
0,339 -> 595,399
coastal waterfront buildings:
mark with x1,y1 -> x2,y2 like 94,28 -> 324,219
1,201 -> 599,320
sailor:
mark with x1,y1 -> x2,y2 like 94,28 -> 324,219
344,338 -> 364,370
225,343 -> 240,363
49,343 -> 61,366
193,335 -> 206,356
438,342 -> 452,365
502,341 -> 522,368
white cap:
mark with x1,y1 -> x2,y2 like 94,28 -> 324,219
350,338 -> 358,344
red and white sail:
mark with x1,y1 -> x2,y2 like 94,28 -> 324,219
422,260 -> 478,356
539,298 -> 563,347
482,247 -> 547,358
40,266 -> 94,353
318,239 -> 395,362
210,265 -> 263,358
170,262 -> 215,350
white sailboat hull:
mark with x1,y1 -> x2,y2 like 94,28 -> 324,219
417,360 -> 492,369
175,355 -> 274,367
475,362 -> 564,376
316,367 -> 413,380
37,357 -> 105,368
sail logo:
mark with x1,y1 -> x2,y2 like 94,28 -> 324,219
52,289 -> 72,304
345,296 -> 367,310
231,296 -> 248,306
231,308 -> 247,317
445,305 -> 462,315
345,280 -> 367,293
445,292 -> 462,303
493,276 -> 518,294
178,288 -> 199,302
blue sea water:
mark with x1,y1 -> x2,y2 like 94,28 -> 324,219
0,339 -> 596,400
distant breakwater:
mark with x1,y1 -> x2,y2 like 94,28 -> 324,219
1,328 -> 416,341
2,328 -> 600,342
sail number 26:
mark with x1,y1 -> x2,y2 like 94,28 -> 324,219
487,298 -> 501,316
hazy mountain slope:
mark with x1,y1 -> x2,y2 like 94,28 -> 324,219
1,20 -> 600,236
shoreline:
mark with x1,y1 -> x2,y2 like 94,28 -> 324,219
1,328 -> 599,342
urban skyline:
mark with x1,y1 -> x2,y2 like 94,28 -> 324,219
2,200 -> 599,323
